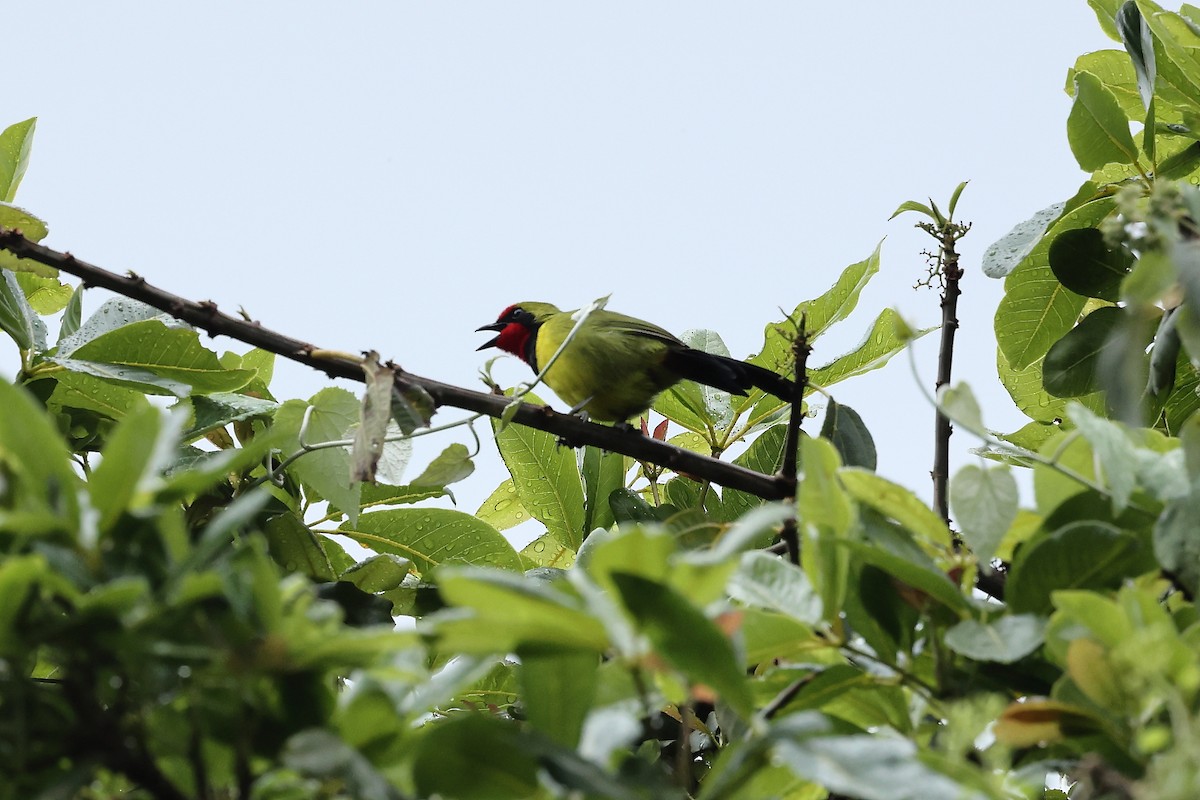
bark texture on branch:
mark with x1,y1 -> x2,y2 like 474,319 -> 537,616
0,231 -> 791,500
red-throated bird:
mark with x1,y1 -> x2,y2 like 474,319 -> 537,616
477,302 -> 794,422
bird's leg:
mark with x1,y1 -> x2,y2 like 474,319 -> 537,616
566,396 -> 594,418
554,398 -> 593,447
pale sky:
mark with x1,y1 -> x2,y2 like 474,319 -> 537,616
8,3 -> 1108,516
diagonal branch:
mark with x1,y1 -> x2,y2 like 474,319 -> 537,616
0,230 -> 791,500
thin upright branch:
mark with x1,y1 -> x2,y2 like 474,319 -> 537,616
0,231 -> 791,500
777,317 -> 811,565
920,220 -> 969,529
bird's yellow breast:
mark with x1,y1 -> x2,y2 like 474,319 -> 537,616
534,310 -> 678,421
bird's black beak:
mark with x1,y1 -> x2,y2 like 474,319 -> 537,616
476,321 -> 505,350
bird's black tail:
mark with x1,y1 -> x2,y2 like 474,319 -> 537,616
664,348 -> 795,400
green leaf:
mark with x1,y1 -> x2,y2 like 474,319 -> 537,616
518,648 -> 598,748
475,479 -> 530,531
161,436 -> 278,500
820,400 -> 876,470
982,202 -> 1066,279
1067,71 -> 1140,170
62,319 -> 256,394
340,553 -> 413,593
0,203 -> 47,242
1157,141 -> 1200,179
340,509 -> 521,575
751,243 -> 882,375
577,525 -> 675,596
88,404 -> 174,532
58,284 -> 83,342
1117,1 -> 1156,109
411,442 -> 475,488
997,345 -> 1105,425
352,481 -> 448,512
521,533 -> 576,568
1032,431 -> 1099,514
0,380 -> 80,528
1043,306 -> 1122,397
1067,402 -> 1139,512
51,356 -> 193,397
0,268 -> 38,350
947,180 -> 969,220
390,381 -> 436,434
412,715 -> 538,800
722,425 -> 789,520
0,555 -> 48,655
1122,249 -> 1177,306
728,550 -> 823,625
938,382 -> 986,434
996,198 -> 1113,369
14,272 -> 71,314
582,445 -> 625,533
263,512 -> 338,581
798,436 -> 852,622
842,511 -> 969,612
1165,357 -> 1200,432
839,468 -> 952,549
1008,521 -> 1149,614
738,607 -> 819,665
0,205 -> 51,276
435,567 -> 608,652
611,572 -> 754,715
0,118 -> 35,202
771,715 -> 971,800
56,297 -> 186,356
1153,485 -> 1200,597
47,371 -> 146,419
949,464 -> 1019,565
1048,227 -> 1132,301
678,328 -> 736,429
275,388 -> 364,518
769,665 -> 909,733
992,421 -> 1061,456
283,729 -> 398,800
493,405 -> 586,550
653,384 -> 710,436
183,392 -> 278,440
1140,1 -> 1200,109
1087,0 -> 1124,41
808,308 -> 933,389
889,200 -> 936,221
944,615 -> 1047,663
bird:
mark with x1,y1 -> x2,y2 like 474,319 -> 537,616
477,302 -> 795,422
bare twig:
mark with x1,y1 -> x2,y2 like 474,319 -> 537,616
777,316 -> 811,565
0,231 -> 791,500
918,220 -> 969,530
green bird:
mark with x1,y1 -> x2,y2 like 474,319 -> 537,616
477,302 -> 795,422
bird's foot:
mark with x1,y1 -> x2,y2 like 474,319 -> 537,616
566,396 -> 594,419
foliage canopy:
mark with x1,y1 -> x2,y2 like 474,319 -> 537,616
7,3 -> 1200,799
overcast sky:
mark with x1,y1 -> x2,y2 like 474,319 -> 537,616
8,3 -> 1109,516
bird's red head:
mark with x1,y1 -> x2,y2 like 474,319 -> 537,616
476,304 -> 539,364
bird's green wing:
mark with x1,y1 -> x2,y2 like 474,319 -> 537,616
591,310 -> 682,346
